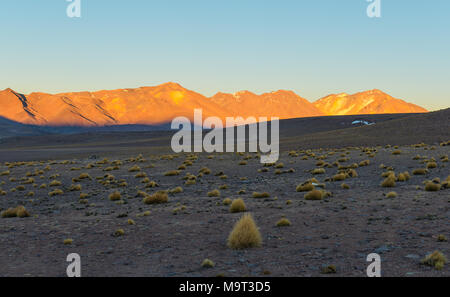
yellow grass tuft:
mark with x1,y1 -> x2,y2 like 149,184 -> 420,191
208,189 -> 220,197
312,168 -> 326,175
296,182 -> 315,192
413,168 -> 428,175
128,165 -> 141,172
332,173 -> 346,181
49,180 -> 62,187
223,198 -> 232,205
64,239 -> 73,245
426,162 -> 437,169
425,182 -> 441,192
422,251 -> 447,270
1,205 -> 30,218
109,191 -> 122,201
251,192 -> 269,198
164,170 -> 180,176
230,198 -> 246,213
341,183 -> 350,189
386,191 -> 398,198
227,213 -> 262,249
143,191 -> 169,204
381,177 -> 396,188
49,189 -> 63,196
304,189 -> 325,200
201,259 -> 215,268
276,218 -> 291,227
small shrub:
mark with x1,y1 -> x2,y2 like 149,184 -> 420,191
252,192 -> 270,198
64,239 -> 73,245
422,251 -> 447,270
227,213 -> 262,249
223,198 -> 232,205
201,259 -> 215,268
381,177 -> 396,188
304,190 -> 324,200
143,191 -> 168,204
386,191 -> 398,198
425,182 -> 441,192
276,218 -> 291,227
208,189 -> 220,197
230,199 -> 246,213
109,191 -> 122,201
413,168 -> 428,175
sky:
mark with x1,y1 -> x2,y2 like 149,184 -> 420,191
1,0 -> 449,111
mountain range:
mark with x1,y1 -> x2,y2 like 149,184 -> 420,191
0,83 -> 427,127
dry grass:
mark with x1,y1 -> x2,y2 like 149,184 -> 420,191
49,180 -> 62,187
49,189 -> 63,196
252,192 -> 270,198
1,205 -> 30,218
341,183 -> 350,189
276,218 -> 291,227
108,191 -> 122,201
312,168 -> 326,175
143,191 -> 169,204
332,173 -> 346,181
425,182 -> 441,192
304,189 -> 325,200
422,251 -> 447,270
128,165 -> 141,172
386,191 -> 398,198
230,198 -> 246,213
201,259 -> 215,268
208,189 -> 220,197
223,198 -> 232,205
381,177 -> 396,188
164,170 -> 180,176
296,182 -> 315,192
227,213 -> 262,249
64,239 -> 73,245
413,168 -> 428,175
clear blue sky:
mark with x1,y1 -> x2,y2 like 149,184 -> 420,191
1,0 -> 449,111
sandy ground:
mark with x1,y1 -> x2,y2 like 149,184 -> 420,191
0,143 -> 448,277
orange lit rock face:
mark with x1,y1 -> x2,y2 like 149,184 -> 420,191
313,89 -> 428,116
0,84 -> 427,127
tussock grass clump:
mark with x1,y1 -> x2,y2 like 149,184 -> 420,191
128,165 -> 141,172
312,168 -> 326,175
223,198 -> 232,205
252,192 -> 270,198
0,170 -> 10,176
128,219 -> 136,225
70,184 -> 82,191
208,189 -> 220,197
437,234 -> 447,242
78,173 -> 91,180
275,163 -> 284,169
219,184 -> 228,190
413,168 -> 428,175
135,172 -> 147,178
169,186 -> 183,194
341,183 -> 350,189
109,191 -> 122,201
145,181 -> 159,188
227,214 -> 262,249
199,167 -> 211,175
381,177 -> 396,188
359,160 -> 370,167
386,191 -> 398,198
16,185 -> 25,191
143,191 -> 168,204
425,182 -> 441,192
49,180 -> 62,187
201,259 -> 215,268
230,198 -> 246,213
239,161 -> 248,166
332,173 -> 346,181
296,182 -> 315,192
1,205 -> 30,218
64,239 -> 73,245
164,170 -> 180,176
79,193 -> 89,199
426,162 -> 437,169
321,265 -> 337,274
114,229 -> 125,237
49,189 -> 63,196
276,218 -> 291,227
304,189 -> 325,200
422,251 -> 447,270
392,150 -> 402,155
